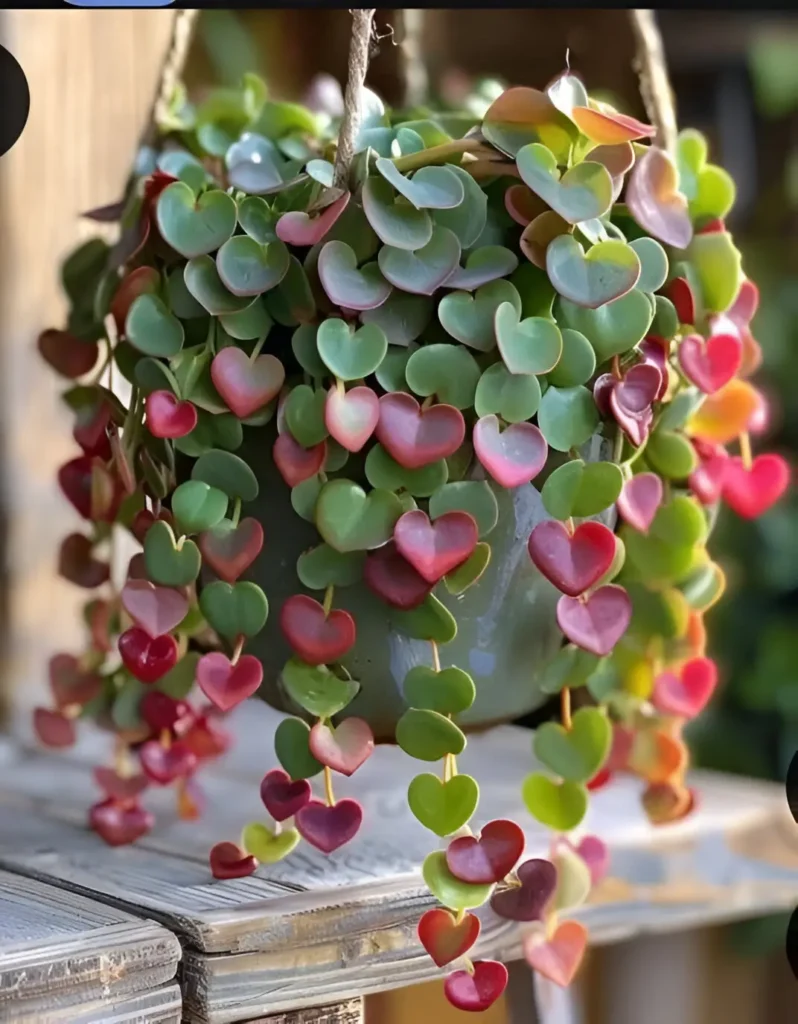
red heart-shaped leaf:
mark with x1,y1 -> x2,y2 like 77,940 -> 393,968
73,401 -> 112,459
295,798 -> 363,853
140,691 -> 193,733
131,508 -> 175,544
260,768 -> 312,822
38,329 -> 100,379
721,453 -> 790,519
273,432 -> 326,488
276,192 -> 350,247
490,857 -> 557,922
279,594 -> 356,665
418,908 -> 480,968
110,266 -> 161,334
556,584 -> 632,657
664,277 -> 696,326
444,960 -> 509,1012
652,656 -> 718,719
33,707 -> 77,749
49,653 -> 103,709
394,509 -> 478,584
118,627 -> 178,684
199,518 -> 264,584
196,652 -> 263,712
89,798 -> 154,847
146,390 -> 198,439
209,841 -> 258,880
679,333 -> 742,395
182,711 -> 232,760
309,718 -> 374,777
58,533 -> 110,588
528,520 -> 616,598
376,393 -> 466,470
610,363 -> 662,447
363,541 -> 432,610
139,739 -> 197,785
446,818 -> 525,884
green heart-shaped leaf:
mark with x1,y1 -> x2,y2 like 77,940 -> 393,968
360,292 -> 433,347
274,717 -> 323,780
291,475 -> 323,522
238,195 -> 278,244
483,86 -> 577,161
284,385 -> 329,447
219,298 -> 274,341
495,301 -> 562,375
533,706 -> 611,783
291,324 -> 326,377
556,288 -> 653,363
281,658 -> 359,718
317,241 -> 392,311
541,459 -> 624,520
547,328 -> 596,387
444,543 -> 491,595
365,445 -> 448,497
375,159 -> 465,210
684,231 -> 743,314
391,593 -> 457,643
646,429 -> 697,480
432,164 -> 488,248
627,583 -> 690,641
184,256 -> 255,316
423,850 -> 494,910
676,128 -> 736,224
157,652 -> 201,700
522,774 -> 588,830
403,666 -> 476,716
438,280 -> 521,352
538,385 -> 600,451
296,545 -> 365,590
408,773 -> 479,836
216,236 -> 290,297
267,255 -> 317,326
444,246 -> 519,291
396,708 -> 466,761
516,143 -> 613,223
172,480 -> 229,535
167,267 -> 206,319
242,823 -> 300,863
546,235 -> 641,308
539,645 -> 602,696
474,363 -> 541,423
144,521 -> 201,587
199,581 -> 268,639
429,481 -> 499,538
126,294 -> 184,358
316,318 -> 388,381
405,344 -> 481,409
629,236 -> 668,293
315,478 -> 404,552
378,226 -> 461,296
362,175 -> 433,250
156,182 -> 237,258
192,449 -> 259,501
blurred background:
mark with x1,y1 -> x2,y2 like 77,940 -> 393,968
0,8 -> 796,1024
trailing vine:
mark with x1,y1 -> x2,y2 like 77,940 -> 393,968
36,33 -> 789,1013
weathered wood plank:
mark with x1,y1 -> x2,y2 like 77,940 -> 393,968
238,999 -> 362,1024
0,867 -> 181,1019
21,982 -> 182,1024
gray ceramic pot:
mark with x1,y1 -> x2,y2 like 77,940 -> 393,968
227,429 -> 613,741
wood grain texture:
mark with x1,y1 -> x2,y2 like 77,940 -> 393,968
237,999 -> 362,1024
0,867 -> 180,1019
0,10 -> 179,726
1,712 -> 798,1021
12,982 -> 182,1024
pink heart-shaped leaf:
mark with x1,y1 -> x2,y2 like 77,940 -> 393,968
279,594 -> 356,665
118,627 -> 178,684
209,841 -> 258,879
625,146 -> 692,249
679,333 -> 742,395
556,584 -> 632,657
295,798 -> 363,853
363,541 -> 433,610
325,385 -> 380,453
146,390 -> 198,439
93,767 -> 149,802
260,768 -> 312,822
446,818 -> 525,884
309,718 -> 374,777
211,348 -> 285,419
376,393 -> 466,470
33,707 -> 77,749
121,579 -> 189,638
523,920 -> 588,987
276,192 -> 350,247
610,363 -> 662,447
418,908 -> 481,968
490,857 -> 557,922
394,509 -> 478,584
196,652 -> 264,711
554,834 -> 609,886
638,338 -> 669,400
444,960 -> 509,1012
473,415 -> 548,489
652,656 -> 718,718
90,799 -> 154,847
139,739 -> 197,785
199,518 -> 264,584
616,473 -> 663,534
273,432 -> 326,488
721,453 -> 790,519
689,441 -> 729,506
49,653 -> 102,709
527,520 -> 616,597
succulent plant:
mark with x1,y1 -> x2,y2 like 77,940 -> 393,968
36,56 -> 789,1009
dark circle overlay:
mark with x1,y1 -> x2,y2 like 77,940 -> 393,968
787,749 -> 798,825
787,905 -> 798,981
0,44 -> 30,159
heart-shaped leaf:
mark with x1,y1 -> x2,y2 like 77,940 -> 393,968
475,363 -> 541,423
547,329 -> 596,387
520,210 -> 572,268
534,706 -> 612,782
541,459 -> 624,520
483,86 -> 576,161
126,295 -> 184,358
281,658 -> 359,718
156,182 -> 237,258
360,292 -> 432,347
375,159 -> 465,210
473,416 -> 548,488
444,246 -> 519,291
391,592 -> 457,643
275,191 -> 350,247
172,480 -> 229,535
438,280 -> 521,353
192,449 -> 259,501
626,146 -> 693,249
423,851 -> 494,910
199,581 -> 268,639
362,176 -> 433,250
522,774 -> 588,830
516,144 -> 613,223
538,385 -> 599,451
318,241 -> 392,311
284,385 -> 328,448
408,773 -> 479,836
396,708 -> 466,761
556,289 -> 653,363
629,236 -> 668,293
315,478 -> 404,552
143,521 -> 201,587
216,236 -> 290,297
546,235 -> 641,308
184,256 -> 255,316
238,195 -> 278,244
444,543 -> 491,594
274,717 -> 324,780
433,164 -> 488,248
405,344 -> 481,409
316,318 -> 388,381
296,544 -> 365,590
684,231 -> 743,314
365,445 -> 448,497
495,301 -> 562,375
429,481 -> 499,538
378,226 -> 461,295
242,823 -> 300,864
403,665 -> 476,716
